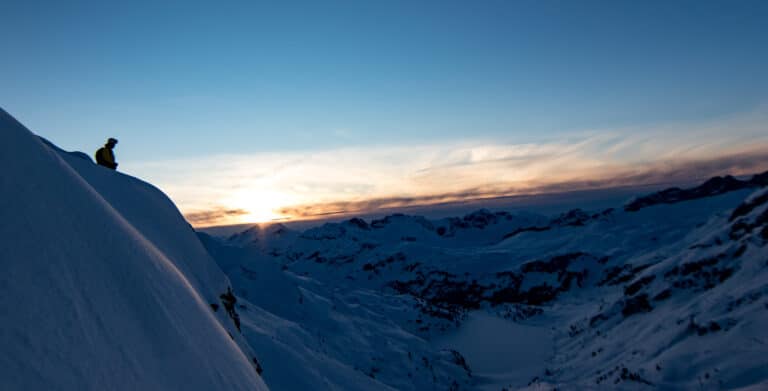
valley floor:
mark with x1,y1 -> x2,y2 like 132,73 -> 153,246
434,311 -> 552,390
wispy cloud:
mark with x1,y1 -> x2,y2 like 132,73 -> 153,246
277,149 -> 768,219
129,106 -> 768,226
184,208 -> 249,226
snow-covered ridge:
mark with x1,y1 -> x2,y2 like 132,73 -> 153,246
0,109 -> 267,390
624,172 -> 768,211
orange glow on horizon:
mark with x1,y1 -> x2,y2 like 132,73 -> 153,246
162,115 -> 768,228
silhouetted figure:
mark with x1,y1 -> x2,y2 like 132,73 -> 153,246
95,138 -> 118,170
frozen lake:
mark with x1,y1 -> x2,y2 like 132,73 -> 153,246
434,311 -> 552,389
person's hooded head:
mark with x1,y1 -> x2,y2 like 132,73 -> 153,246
106,138 -> 118,149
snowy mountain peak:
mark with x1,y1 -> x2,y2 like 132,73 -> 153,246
624,171 -> 768,211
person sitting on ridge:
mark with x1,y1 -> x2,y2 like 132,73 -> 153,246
95,138 -> 119,170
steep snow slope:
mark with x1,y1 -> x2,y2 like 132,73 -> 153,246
206,177 -> 768,390
200,231 -> 474,390
551,186 -> 768,389
0,109 -> 267,390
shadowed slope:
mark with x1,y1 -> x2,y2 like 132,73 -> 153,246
0,108 -> 268,390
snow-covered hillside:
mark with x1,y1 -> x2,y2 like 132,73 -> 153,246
0,109 -> 267,390
204,173 -> 768,390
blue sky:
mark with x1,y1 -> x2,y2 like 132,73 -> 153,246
2,1 -> 768,224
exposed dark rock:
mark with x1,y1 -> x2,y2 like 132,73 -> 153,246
688,318 -> 732,336
252,357 -> 264,375
598,208 -> 615,217
669,257 -> 720,277
726,291 -> 763,312
552,209 -> 592,226
653,289 -> 672,301
364,366 -> 380,378
730,189 -> 768,221
503,209 -> 613,240
391,253 -> 600,320
502,225 -> 550,239
370,214 -> 435,231
625,171 -> 768,212
239,266 -> 259,280
300,223 -> 349,241
497,304 -> 544,321
305,251 -> 355,265
439,210 -> 516,237
625,275 -> 656,296
590,313 -> 609,327
347,217 -> 370,230
622,294 -> 652,317
360,242 -> 378,251
362,252 -> 408,273
523,284 -> 560,305
665,254 -> 736,291
219,287 -> 241,332
522,252 -> 585,273
599,263 -> 653,286
730,206 -> 768,241
446,349 -> 472,377
460,209 -> 508,228
225,226 -> 261,244
618,367 -> 653,385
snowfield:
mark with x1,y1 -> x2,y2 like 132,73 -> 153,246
2,106 -> 767,390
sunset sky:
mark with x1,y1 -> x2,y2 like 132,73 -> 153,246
3,1 -> 768,226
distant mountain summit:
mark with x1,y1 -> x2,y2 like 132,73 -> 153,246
624,171 -> 768,211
